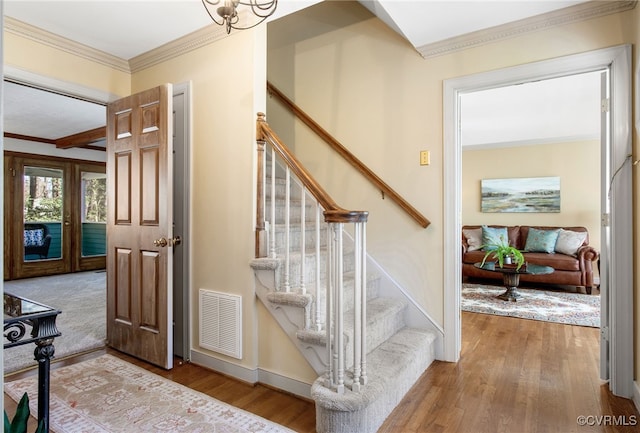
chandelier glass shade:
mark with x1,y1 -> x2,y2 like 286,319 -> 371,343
201,0 -> 278,34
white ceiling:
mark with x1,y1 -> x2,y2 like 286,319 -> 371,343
461,71 -> 601,149
4,82 -> 107,140
2,0 -> 602,146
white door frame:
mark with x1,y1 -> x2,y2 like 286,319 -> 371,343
443,45 -> 633,397
172,82 -> 193,361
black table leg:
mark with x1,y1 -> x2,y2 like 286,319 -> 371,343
34,339 -> 55,433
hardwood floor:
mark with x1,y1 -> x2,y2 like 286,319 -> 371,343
379,312 -> 638,433
5,312 -> 638,433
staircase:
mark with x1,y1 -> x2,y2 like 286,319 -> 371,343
251,115 -> 441,433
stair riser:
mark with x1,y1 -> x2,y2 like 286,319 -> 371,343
271,225 -> 329,254
265,179 -> 304,201
275,251 -> 358,290
341,301 -> 407,368
266,200 -> 321,224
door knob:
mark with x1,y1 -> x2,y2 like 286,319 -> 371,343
153,236 -> 181,247
153,237 -> 168,247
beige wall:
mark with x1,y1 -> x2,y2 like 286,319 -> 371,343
462,140 -> 601,252
268,0 -> 638,387
4,32 -> 130,98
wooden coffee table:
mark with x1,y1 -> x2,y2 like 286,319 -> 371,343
473,262 -> 554,302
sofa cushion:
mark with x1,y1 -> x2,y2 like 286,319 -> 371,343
555,229 -> 587,256
462,228 -> 482,252
481,226 -> 508,251
462,225 -> 521,249
523,252 -> 580,272
463,250 -> 489,264
524,228 -> 560,253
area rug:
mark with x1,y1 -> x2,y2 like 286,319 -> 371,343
4,271 -> 106,374
4,354 -> 295,433
462,283 -> 600,327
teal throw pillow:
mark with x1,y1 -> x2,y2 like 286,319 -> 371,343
524,228 -> 560,253
481,226 -> 508,251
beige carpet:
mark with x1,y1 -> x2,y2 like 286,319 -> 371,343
4,354 -> 295,433
4,271 -> 106,373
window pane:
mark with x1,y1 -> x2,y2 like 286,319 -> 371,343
81,171 -> 107,257
23,166 -> 63,261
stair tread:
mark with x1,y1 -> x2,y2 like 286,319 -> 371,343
311,327 -> 436,410
295,297 -> 404,342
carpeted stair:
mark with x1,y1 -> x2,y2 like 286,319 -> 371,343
252,173 -> 437,433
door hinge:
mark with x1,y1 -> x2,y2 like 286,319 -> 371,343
601,213 -> 610,227
600,326 -> 610,341
601,98 -> 610,113
10,168 -> 16,177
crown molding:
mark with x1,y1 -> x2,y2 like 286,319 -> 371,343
129,23 -> 229,73
4,14 -> 231,76
4,16 -> 131,73
129,9 -> 255,73
418,0 -> 638,59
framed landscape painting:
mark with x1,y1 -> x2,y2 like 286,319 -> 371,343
481,176 -> 560,213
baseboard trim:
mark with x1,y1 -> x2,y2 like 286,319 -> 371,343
258,369 -> 312,400
190,350 -> 259,384
189,349 -> 312,400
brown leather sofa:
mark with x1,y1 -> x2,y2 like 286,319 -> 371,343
462,225 -> 599,294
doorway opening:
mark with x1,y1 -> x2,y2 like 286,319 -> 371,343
459,70 -> 602,314
443,45 -> 633,397
2,74 -> 192,365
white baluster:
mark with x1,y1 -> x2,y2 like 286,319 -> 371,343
333,223 -> 345,394
269,147 -> 276,259
360,222 -> 368,386
352,222 -> 362,392
283,166 -> 291,292
324,223 -> 333,389
300,187 -> 306,294
315,204 -> 323,331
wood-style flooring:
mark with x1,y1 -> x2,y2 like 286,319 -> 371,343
5,311 -> 638,433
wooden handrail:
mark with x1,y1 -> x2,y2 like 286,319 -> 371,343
256,113 -> 368,225
266,82 -> 430,229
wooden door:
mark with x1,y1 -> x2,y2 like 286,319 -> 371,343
6,156 -> 73,279
106,85 -> 174,369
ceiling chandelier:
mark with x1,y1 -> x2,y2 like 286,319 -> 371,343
202,0 -> 278,34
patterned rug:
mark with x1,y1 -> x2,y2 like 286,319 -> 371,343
462,283 -> 600,327
4,354 -> 294,433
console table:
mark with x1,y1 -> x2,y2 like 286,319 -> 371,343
474,262 -> 554,302
4,292 -> 61,432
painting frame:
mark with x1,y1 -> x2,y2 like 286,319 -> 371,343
481,176 -> 560,213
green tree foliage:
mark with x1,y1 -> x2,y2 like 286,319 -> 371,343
24,176 -> 62,222
83,178 -> 107,222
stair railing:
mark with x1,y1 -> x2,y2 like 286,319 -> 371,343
256,113 -> 368,394
267,81 -> 430,229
